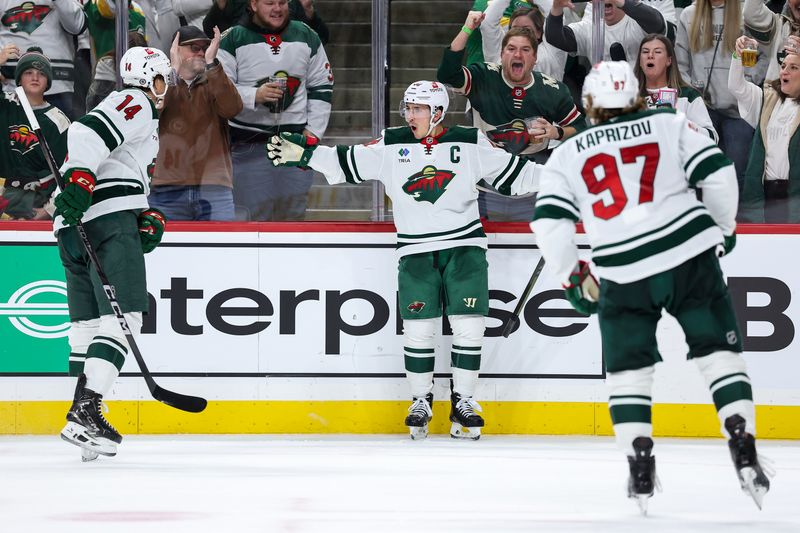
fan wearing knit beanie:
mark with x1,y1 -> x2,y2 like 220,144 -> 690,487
0,47 -> 69,219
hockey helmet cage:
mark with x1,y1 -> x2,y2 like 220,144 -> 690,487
582,61 -> 639,111
400,81 -> 450,135
120,47 -> 172,101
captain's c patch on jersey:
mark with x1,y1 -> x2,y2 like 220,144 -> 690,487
402,166 -> 455,204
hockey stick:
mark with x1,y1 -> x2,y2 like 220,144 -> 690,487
16,87 -> 207,413
500,255 -> 546,338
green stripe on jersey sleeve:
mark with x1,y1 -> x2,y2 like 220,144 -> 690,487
336,145 -> 360,184
79,114 -> 119,152
689,153 -> 733,186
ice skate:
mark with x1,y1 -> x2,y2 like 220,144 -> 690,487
449,392 -> 484,440
725,414 -> 772,510
627,437 -> 658,516
404,393 -> 433,440
60,374 -> 122,457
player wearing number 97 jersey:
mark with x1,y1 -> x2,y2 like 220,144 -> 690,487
532,62 -> 771,513
55,47 -> 172,462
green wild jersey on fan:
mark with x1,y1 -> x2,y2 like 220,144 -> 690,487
307,126 -> 539,257
439,49 -> 585,156
54,88 -> 159,232
533,108 -> 736,284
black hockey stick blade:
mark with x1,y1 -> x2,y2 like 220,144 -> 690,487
501,256 -> 546,338
152,385 -> 208,413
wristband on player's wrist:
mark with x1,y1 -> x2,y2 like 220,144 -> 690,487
461,25 -> 473,37
555,125 -> 565,140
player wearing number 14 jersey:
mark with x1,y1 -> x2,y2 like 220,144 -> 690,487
532,62 -> 771,513
55,47 -> 172,462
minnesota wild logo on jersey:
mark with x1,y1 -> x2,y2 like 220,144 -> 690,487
487,119 -> 530,155
402,165 -> 455,204
9,124 -> 39,155
2,2 -> 51,34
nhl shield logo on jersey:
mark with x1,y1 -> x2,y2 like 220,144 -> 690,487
2,3 -> 51,34
407,301 -> 426,313
488,119 -> 530,155
9,124 -> 39,154
402,165 -> 455,204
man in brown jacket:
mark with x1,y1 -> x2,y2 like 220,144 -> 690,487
148,25 -> 243,220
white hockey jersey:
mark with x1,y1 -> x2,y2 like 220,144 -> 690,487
54,88 -> 159,232
308,126 -> 540,257
532,108 -> 738,284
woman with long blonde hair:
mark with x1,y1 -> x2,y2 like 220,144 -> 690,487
676,0 -> 754,191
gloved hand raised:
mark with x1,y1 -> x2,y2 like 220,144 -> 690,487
138,208 -> 167,254
266,132 -> 319,168
54,169 -> 95,225
564,260 -> 600,315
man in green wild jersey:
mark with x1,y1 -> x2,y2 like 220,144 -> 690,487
268,81 -> 540,441
532,61 -> 771,514
438,18 -> 586,220
56,47 -> 171,462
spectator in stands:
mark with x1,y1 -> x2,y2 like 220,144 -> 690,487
219,0 -> 333,221
204,0 -> 328,43
546,0 -> 667,67
139,0 -> 214,52
744,0 -> 800,83
0,0 -> 86,119
84,0 -> 147,110
0,48 -> 69,220
676,0 -> 754,191
464,0 -> 536,65
148,26 -> 243,221
482,1 -> 568,81
634,33 -> 718,141
583,0 -> 678,40
730,37 -> 800,222
439,16 -> 585,220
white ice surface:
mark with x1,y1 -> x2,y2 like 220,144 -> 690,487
1,435 -> 797,533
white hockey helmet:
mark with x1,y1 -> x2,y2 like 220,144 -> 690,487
582,61 -> 639,111
120,46 -> 172,102
400,80 -> 449,136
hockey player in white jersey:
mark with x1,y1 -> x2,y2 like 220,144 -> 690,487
56,46 -> 171,461
531,61 -> 771,513
268,81 -> 540,440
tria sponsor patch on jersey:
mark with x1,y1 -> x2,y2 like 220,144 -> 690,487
488,119 -> 530,155
402,165 -> 455,204
9,124 -> 39,154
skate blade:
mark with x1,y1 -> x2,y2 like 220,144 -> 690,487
409,426 -> 429,440
60,422 -> 117,457
450,422 -> 481,440
635,495 -> 650,516
739,468 -> 768,510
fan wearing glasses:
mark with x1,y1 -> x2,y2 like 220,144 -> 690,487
147,26 -> 244,221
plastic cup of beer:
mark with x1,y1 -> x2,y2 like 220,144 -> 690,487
269,75 -> 287,90
525,116 -> 545,144
741,39 -> 758,68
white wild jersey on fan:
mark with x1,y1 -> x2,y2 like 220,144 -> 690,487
308,125 -> 539,257
54,89 -> 159,233
533,108 -> 737,284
